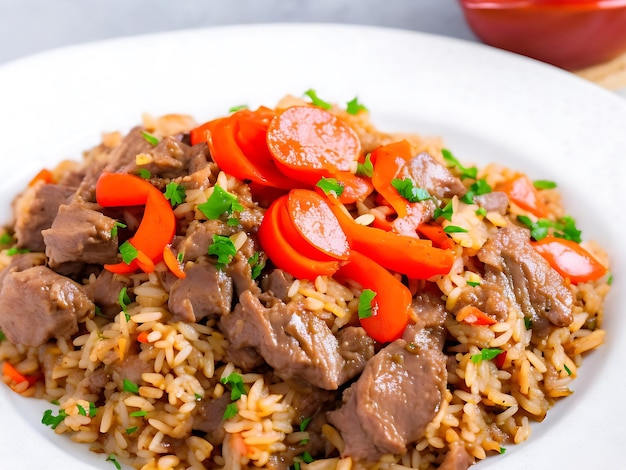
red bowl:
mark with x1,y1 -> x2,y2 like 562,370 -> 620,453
458,0 -> 626,70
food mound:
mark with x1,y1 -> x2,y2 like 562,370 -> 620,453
0,92 -> 611,470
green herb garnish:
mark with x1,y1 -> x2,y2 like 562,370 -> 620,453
111,221 -> 126,238
475,207 -> 487,217
358,289 -> 377,319
106,454 -> 122,470
391,178 -> 430,203
0,233 -> 13,245
441,148 -> 478,180
77,404 -> 87,416
533,180 -> 557,190
223,402 -> 239,420
164,181 -> 186,207
248,252 -> 265,280
304,89 -> 332,110
228,104 -> 249,113
316,177 -> 344,197
118,241 -> 138,264
460,179 -> 492,204
208,235 -> 237,269
346,96 -> 368,115
129,410 -> 148,417
467,280 -> 481,287
0,329 -> 5,342
6,247 -> 30,256
470,348 -> 503,364
123,379 -> 139,394
564,364 -> 572,376
140,130 -> 159,146
198,185 -> 244,220
137,168 -> 151,179
443,225 -> 468,233
356,153 -> 374,177
125,426 -> 138,435
517,214 -> 581,242
434,200 -> 454,221
42,408 -> 68,429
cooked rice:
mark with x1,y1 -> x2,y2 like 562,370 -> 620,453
0,101 -> 611,470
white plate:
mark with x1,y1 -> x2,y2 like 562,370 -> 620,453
0,24 -> 624,470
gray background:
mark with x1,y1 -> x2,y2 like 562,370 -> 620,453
0,0 -> 476,65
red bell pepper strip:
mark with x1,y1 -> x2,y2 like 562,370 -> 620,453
496,174 -> 548,218
327,201 -> 455,279
370,140 -> 413,218
163,244 -> 186,279
417,223 -> 455,250
28,168 -> 55,187
96,173 -> 176,274
456,305 -> 497,326
532,236 -> 607,284
2,361 -> 37,387
266,106 -> 362,187
335,250 -> 412,343
257,195 -> 341,280
332,171 -> 374,204
207,115 -> 295,189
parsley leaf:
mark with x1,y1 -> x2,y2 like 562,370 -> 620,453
164,182 -> 186,207
517,214 -> 581,242
356,153 -> 374,177
564,364 -> 572,376
467,280 -> 481,287
140,130 -> 159,146
198,185 -> 244,220
106,454 -> 122,470
123,379 -> 139,394
248,252 -> 265,280
470,348 -> 503,364
137,168 -> 151,179
110,221 -> 126,238
6,247 -> 30,256
223,402 -> 239,420
0,233 -> 13,245
434,200 -> 454,221
220,372 -> 246,401
391,178 -> 430,203
229,104 -> 249,113
443,225 -> 468,233
129,410 -> 147,417
358,289 -> 377,319
77,404 -> 87,416
299,416 -> 312,432
316,177 -> 344,197
118,287 -> 132,314
42,408 -> 68,429
441,148 -> 478,180
119,240 -> 138,264
125,426 -> 138,435
460,179 -> 492,204
0,329 -> 5,342
304,89 -> 332,110
475,207 -> 487,217
208,234 -> 237,268
533,179 -> 557,190
346,96 -> 368,115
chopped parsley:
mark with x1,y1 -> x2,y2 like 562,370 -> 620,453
607,272 -> 614,286
76,404 -> 87,416
223,402 -> 239,420
434,200 -> 454,221
248,252 -> 265,280
499,447 -> 507,454
475,207 -> 487,217
356,153 -> 374,177
198,185 -> 244,220
129,410 -> 148,417
208,234 -> 237,269
123,379 -> 140,394
443,225 -> 468,233
460,179 -> 492,204
346,96 -> 368,115
118,240 -> 138,264
228,104 -> 249,113
517,214 -> 581,242
316,177 -> 344,197
118,287 -> 132,314
221,372 -> 246,400
470,348 -> 503,364
564,364 -> 572,376
304,89 -> 332,110
391,178 -> 430,203
0,232 -> 13,245
533,179 -> 557,190
524,317 -> 533,330
106,454 -> 122,470
164,181 -> 186,207
42,408 -> 68,429
6,247 -> 30,256
466,280 -> 481,287
140,130 -> 159,146
358,289 -> 377,319
125,426 -> 138,435
0,329 -> 5,342
299,416 -> 312,432
89,402 -> 98,417
137,168 -> 151,179
442,148 -> 478,180
110,221 -> 126,238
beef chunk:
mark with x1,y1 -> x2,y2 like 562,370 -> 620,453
457,223 -> 574,328
177,220 -> 234,262
168,258 -> 233,322
0,252 -> 46,288
193,393 -> 230,443
13,183 -> 76,251
327,331 -> 446,461
0,266 -> 94,346
474,191 -> 509,215
82,269 -> 134,319
438,443 -> 474,470
42,202 -> 119,268
220,291 -> 374,390
403,152 -> 467,200
111,354 -> 152,385
262,269 -> 294,302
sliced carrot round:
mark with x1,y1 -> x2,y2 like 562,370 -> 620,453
286,189 -> 350,261
266,106 -> 361,185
